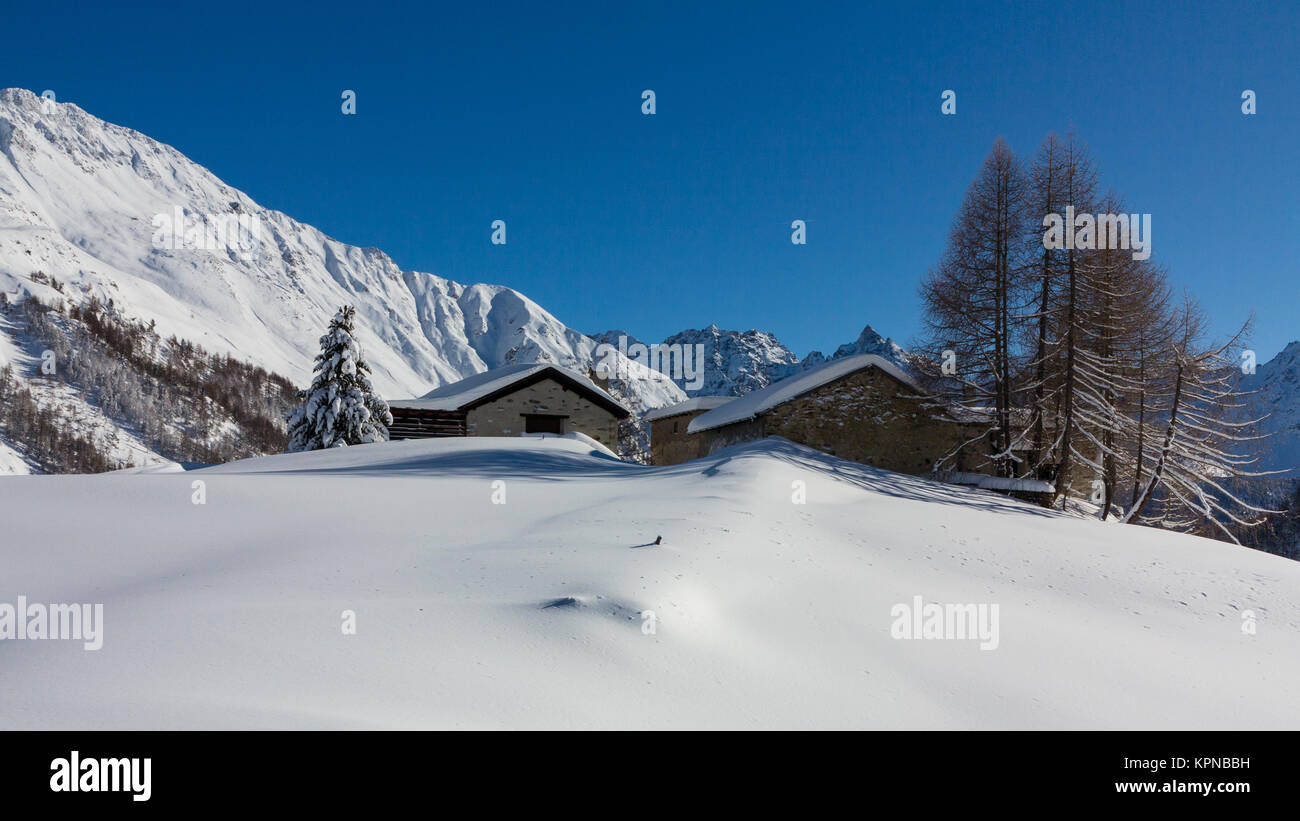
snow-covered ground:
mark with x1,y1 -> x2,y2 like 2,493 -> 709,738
0,438 -> 31,474
2,435 -> 1296,729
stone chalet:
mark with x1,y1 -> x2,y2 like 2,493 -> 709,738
650,354 -> 970,475
386,363 -> 630,448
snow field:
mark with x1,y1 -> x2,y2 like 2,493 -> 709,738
1,436 -> 1296,729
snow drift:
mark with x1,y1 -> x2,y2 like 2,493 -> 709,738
1,436 -> 1296,729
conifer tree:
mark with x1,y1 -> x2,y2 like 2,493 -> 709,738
286,306 -> 392,451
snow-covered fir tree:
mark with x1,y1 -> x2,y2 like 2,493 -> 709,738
286,306 -> 392,451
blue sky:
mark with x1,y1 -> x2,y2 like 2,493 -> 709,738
6,0 -> 1298,360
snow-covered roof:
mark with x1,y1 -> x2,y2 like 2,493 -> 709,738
388,363 -> 628,416
972,476 -> 1055,493
937,472 -> 1055,493
687,354 -> 924,434
642,396 -> 734,422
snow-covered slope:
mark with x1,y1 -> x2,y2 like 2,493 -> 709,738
0,438 -> 30,474
1247,341 -> 1300,473
2,435 -> 1296,729
0,87 -> 683,469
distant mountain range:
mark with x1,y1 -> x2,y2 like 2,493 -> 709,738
589,323 -> 913,398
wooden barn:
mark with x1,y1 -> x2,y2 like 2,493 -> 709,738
386,363 -> 630,448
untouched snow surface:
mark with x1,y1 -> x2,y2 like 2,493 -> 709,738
2,435 -> 1297,729
0,439 -> 30,474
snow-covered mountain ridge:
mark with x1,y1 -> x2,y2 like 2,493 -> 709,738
1247,341 -> 1300,474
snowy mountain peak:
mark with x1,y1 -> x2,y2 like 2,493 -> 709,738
801,324 -> 910,371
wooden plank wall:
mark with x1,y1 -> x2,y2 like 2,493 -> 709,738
388,408 -> 468,439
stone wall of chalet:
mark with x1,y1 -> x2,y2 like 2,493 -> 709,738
650,410 -> 716,465
465,377 -> 621,446
701,368 -> 967,475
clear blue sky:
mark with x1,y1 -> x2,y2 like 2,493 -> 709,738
6,0 -> 1298,360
